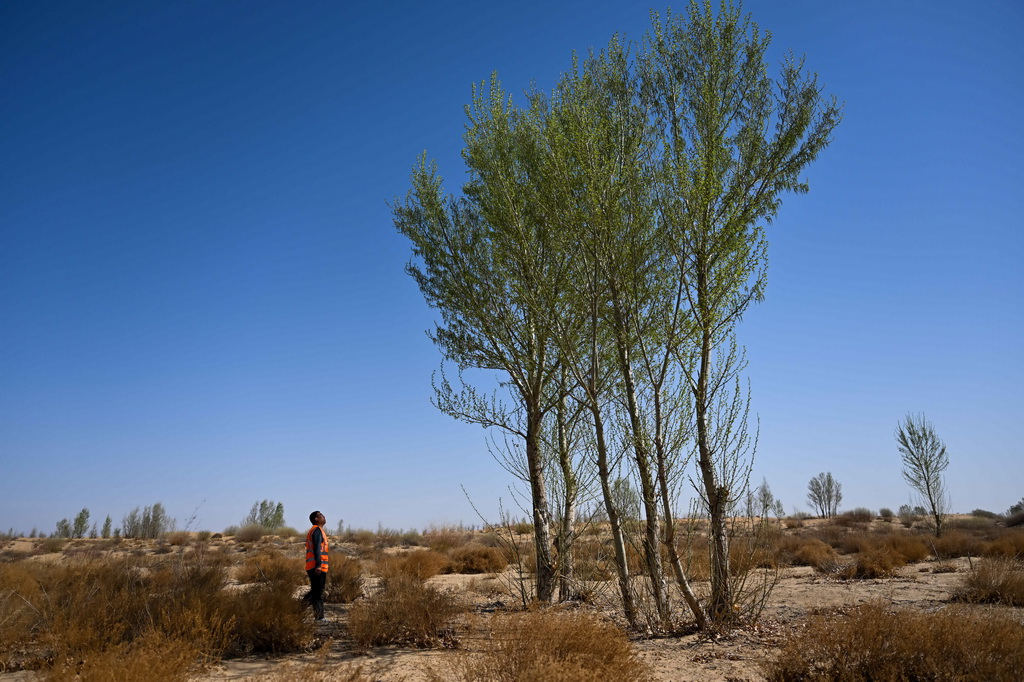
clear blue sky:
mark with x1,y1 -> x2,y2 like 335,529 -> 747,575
2,1 -> 1021,535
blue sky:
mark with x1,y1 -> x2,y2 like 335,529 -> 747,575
2,1 -> 1021,535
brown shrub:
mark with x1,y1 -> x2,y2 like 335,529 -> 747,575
234,524 -> 267,543
235,549 -> 305,587
376,549 -> 450,581
437,609 -> 649,682
831,509 -> 873,529
955,557 -> 1024,606
347,574 -> 462,649
574,540 -> 614,582
167,531 -> 191,547
42,632 -> 196,682
779,537 -> 838,570
325,555 -> 364,603
763,600 -> 1024,681
423,526 -> 474,552
983,529 -> 1024,558
932,530 -> 985,558
817,547 -> 907,580
881,533 -> 929,563
447,543 -> 509,574
222,581 -> 311,655
782,517 -> 804,529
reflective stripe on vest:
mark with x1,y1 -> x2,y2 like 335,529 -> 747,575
305,525 -> 329,572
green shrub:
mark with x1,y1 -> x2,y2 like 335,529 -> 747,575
764,600 -> 1024,681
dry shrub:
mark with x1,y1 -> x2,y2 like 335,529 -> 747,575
347,574 -> 462,650
783,516 -> 804,529
222,581 -> 311,655
439,609 -> 649,682
377,549 -> 450,581
881,533 -> 929,562
764,600 -> 1024,682
932,560 -> 958,574
832,509 -> 873,529
325,555 -> 364,603
167,531 -> 191,546
779,536 -> 838,569
0,552 -> 311,673
235,549 -> 304,587
234,524 -> 267,543
956,557 -> 1024,606
574,540 -> 614,581
1004,511 -> 1024,527
983,528 -> 1024,558
932,530 -> 984,558
42,631 -> 196,682
832,547 -> 907,579
447,543 -> 509,574
424,526 -> 474,552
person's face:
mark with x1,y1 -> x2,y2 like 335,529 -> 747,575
317,512 -> 326,526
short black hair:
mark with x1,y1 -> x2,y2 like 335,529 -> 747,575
309,510 -> 321,524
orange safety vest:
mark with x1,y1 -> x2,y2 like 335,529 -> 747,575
305,525 -> 329,572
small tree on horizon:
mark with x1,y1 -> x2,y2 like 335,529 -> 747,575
243,499 -> 286,531
807,472 -> 842,518
896,412 -> 950,537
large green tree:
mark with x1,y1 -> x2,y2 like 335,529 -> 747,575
395,0 -> 840,626
640,0 -> 841,621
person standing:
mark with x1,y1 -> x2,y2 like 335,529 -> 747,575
304,510 -> 329,622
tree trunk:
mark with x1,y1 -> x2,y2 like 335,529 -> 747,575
556,387 -> 578,601
526,398 -> 556,603
592,403 -> 638,627
695,329 -> 732,622
612,310 -> 671,629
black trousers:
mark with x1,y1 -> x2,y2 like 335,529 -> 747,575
305,569 -> 326,618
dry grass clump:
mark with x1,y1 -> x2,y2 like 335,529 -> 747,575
437,609 -> 650,682
0,552 -> 313,674
235,549 -> 304,587
347,574 -> 463,650
376,548 -> 450,580
777,536 -> 838,570
763,600 -> 1024,681
932,530 -> 984,558
325,555 -> 364,603
39,631 -> 196,682
423,525 -> 475,552
234,524 -> 268,543
831,508 -> 874,529
955,557 -> 1024,606
983,528 -> 1024,557
447,543 -> 509,574
826,547 -> 907,579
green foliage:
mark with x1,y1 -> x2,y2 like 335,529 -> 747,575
71,508 -> 90,539
1008,498 -> 1024,516
243,499 -> 286,531
54,518 -> 72,538
122,503 -> 172,539
101,515 -> 112,539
